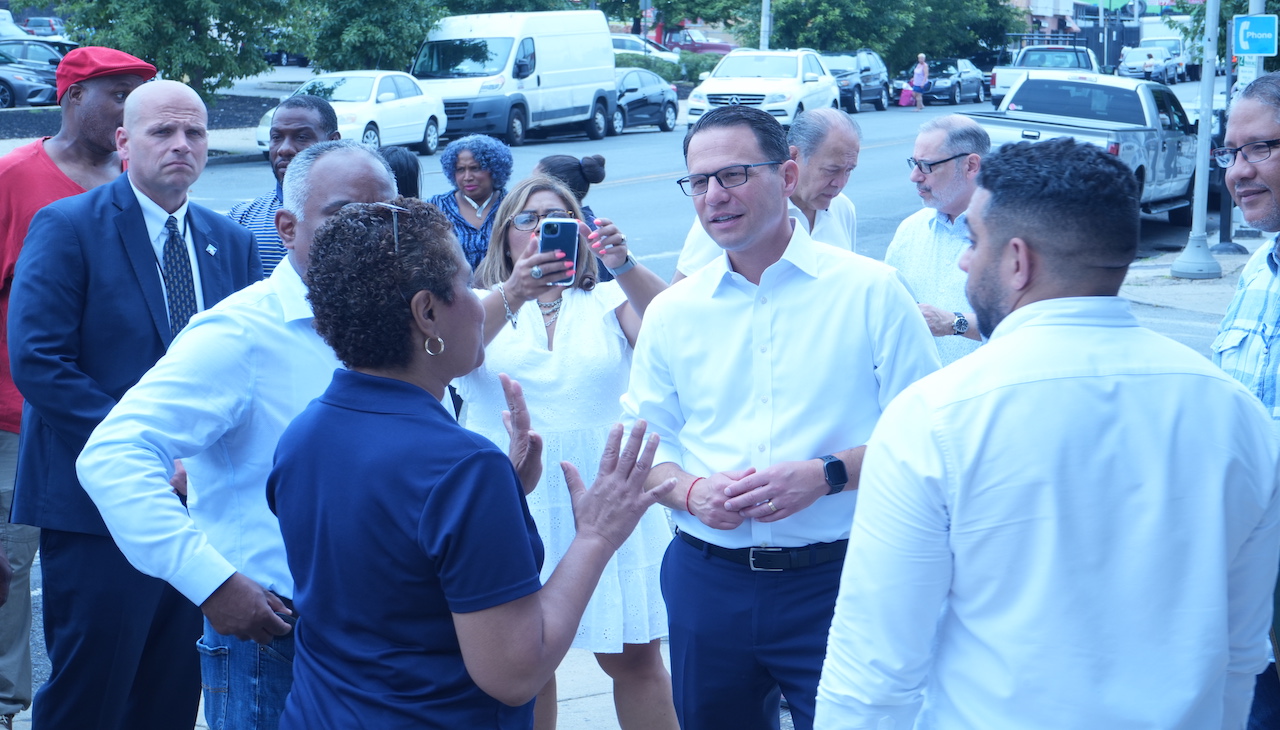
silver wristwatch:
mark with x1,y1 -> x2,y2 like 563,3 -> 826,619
606,254 -> 637,277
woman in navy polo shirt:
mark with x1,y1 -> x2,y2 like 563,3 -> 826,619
266,198 -> 673,729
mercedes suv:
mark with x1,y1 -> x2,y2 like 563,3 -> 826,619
685,48 -> 839,128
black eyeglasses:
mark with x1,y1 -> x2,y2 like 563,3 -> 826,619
676,161 -> 784,196
1211,139 -> 1280,168
370,201 -> 410,253
906,153 -> 970,174
510,209 -> 574,231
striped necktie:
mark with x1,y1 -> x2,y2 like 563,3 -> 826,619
163,215 -> 197,334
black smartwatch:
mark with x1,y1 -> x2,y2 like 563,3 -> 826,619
820,455 -> 848,495
951,312 -> 970,336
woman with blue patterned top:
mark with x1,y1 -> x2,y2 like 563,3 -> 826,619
428,135 -> 513,269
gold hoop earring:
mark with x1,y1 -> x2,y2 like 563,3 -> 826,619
425,337 -> 445,356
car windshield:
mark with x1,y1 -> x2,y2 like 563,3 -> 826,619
714,55 -> 797,78
1021,49 -> 1089,68
821,55 -> 857,72
1145,39 -> 1179,56
412,37 -> 514,78
296,76 -> 374,103
1006,79 -> 1145,125
935,60 -> 959,74
1123,48 -> 1161,62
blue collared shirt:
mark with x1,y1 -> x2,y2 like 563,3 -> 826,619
228,186 -> 287,275
428,188 -> 507,270
1214,238 -> 1280,424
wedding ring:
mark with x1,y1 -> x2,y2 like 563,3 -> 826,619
767,499 -> 777,513
618,234 -> 627,246
531,265 -> 544,279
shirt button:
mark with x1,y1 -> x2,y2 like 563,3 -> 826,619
761,396 -> 769,404
758,444 -> 766,452
759,346 -> 767,353
760,296 -> 768,304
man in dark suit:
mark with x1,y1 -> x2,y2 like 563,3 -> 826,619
7,79 -> 261,730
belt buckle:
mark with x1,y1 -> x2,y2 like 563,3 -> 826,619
748,546 -> 785,572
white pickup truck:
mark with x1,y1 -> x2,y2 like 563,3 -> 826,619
988,45 -> 1102,108
963,71 -> 1197,225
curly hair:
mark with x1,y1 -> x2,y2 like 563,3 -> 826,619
306,197 -> 461,370
474,176 -> 598,292
438,134 -> 514,192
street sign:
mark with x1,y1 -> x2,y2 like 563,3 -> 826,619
1235,14 -> 1279,56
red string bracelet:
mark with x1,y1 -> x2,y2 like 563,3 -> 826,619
686,477 -> 705,515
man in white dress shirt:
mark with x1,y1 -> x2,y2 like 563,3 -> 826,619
75,140 -> 397,730
672,106 -> 860,280
623,105 -> 939,730
816,136 -> 1280,730
884,114 -> 987,365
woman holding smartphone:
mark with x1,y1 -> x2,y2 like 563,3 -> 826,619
462,176 -> 675,730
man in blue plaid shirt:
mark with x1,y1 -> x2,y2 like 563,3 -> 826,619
1214,71 -> 1280,729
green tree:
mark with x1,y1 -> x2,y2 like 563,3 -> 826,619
884,0 -> 1022,71
446,0 -> 568,13
306,0 -> 444,71
756,0 -> 915,52
56,0 -> 287,99
1166,0 -> 1280,72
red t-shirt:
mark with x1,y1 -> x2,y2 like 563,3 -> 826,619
0,139 -> 88,434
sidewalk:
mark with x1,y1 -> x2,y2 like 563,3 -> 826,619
8,643 -> 660,729
1118,230 -> 1260,316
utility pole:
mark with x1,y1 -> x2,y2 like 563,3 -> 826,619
1171,0 -> 1223,278
761,0 -> 772,49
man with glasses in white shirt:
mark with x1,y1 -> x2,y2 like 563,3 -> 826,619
885,114 -> 988,365
671,107 -> 860,281
1210,71 -> 1280,729
622,105 -> 938,730
816,136 -> 1280,729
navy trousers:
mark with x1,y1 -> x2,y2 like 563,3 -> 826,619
661,534 -> 843,730
32,529 -> 202,730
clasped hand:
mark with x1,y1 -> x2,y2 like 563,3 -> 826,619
688,460 -> 826,528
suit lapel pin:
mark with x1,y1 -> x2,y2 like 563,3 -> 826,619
205,244 -> 217,256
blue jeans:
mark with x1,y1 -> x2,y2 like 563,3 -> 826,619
1248,663 -> 1280,730
197,615 -> 295,730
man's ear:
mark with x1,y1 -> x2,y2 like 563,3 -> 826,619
276,209 -> 297,250
1007,237 -> 1034,292
328,130 -> 341,141
115,126 -> 129,160
788,144 -> 801,162
779,158 -> 800,197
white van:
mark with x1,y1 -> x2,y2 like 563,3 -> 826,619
410,11 -> 616,146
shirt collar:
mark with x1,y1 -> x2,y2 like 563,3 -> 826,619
707,217 -> 822,296
987,296 -> 1137,342
129,177 -> 190,245
928,208 -> 968,233
271,258 -> 315,323
1267,237 -> 1280,275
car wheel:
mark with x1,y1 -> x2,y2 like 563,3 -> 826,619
659,103 -> 677,132
607,107 -> 625,136
848,86 -> 862,113
0,81 -> 13,110
361,124 -> 380,148
872,85 -> 889,111
584,101 -> 607,140
416,118 -> 439,156
505,107 -> 526,147
279,52 -> 288,67
949,84 -> 960,105
976,84 -> 986,104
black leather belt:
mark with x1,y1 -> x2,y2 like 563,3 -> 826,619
274,593 -> 298,620
677,529 -> 848,572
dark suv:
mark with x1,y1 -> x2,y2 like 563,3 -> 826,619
821,49 -> 890,113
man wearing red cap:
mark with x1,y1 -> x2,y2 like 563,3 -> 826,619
0,45 -> 154,730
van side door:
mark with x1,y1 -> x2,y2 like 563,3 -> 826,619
513,37 -> 543,126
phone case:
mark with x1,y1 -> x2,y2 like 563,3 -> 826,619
538,217 -> 578,286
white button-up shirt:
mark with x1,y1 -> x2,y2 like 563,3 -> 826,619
816,297 -> 1280,730
884,206 -> 980,365
675,193 -> 857,276
623,220 -> 938,549
129,178 -> 206,312
77,261 -> 340,604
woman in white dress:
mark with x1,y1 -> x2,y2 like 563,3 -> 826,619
458,176 -> 675,730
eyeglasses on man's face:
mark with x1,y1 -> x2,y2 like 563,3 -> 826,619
1212,139 -> 1280,168
676,161 -> 784,196
906,152 -> 970,174
510,209 -> 575,231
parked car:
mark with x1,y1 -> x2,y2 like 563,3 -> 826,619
609,67 -> 678,134
1117,47 -> 1174,85
19,16 -> 65,38
966,71 -> 1196,225
257,71 -> 447,156
612,34 -> 678,65
821,49 -> 890,113
261,29 -> 308,67
1143,36 -> 1187,82
0,49 -> 56,107
686,48 -> 839,128
896,57 -> 988,105
989,45 -> 1102,107
0,38 -> 76,68
662,28 -> 737,55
